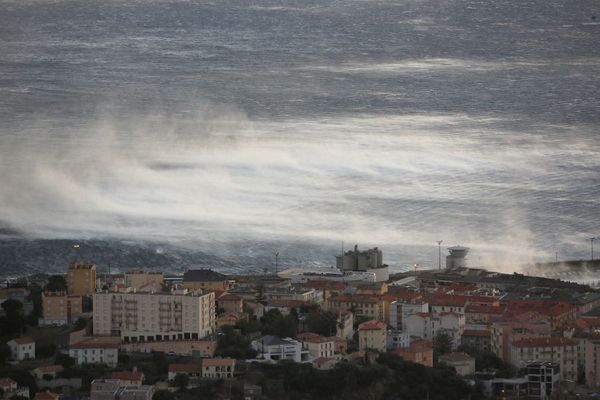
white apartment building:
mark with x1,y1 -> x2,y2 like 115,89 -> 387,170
7,337 -> 35,361
405,312 -> 439,340
251,335 -> 309,363
69,337 -> 120,367
439,312 -> 466,349
201,358 -> 236,379
389,300 -> 429,330
298,333 -> 335,359
386,330 -> 411,350
93,289 -> 215,342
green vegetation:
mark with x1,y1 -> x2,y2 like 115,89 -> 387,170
45,275 -> 67,292
458,345 -> 516,378
260,309 -> 297,338
0,299 -> 25,336
215,325 -> 258,359
433,331 -> 453,361
36,343 -> 57,359
304,310 -> 338,337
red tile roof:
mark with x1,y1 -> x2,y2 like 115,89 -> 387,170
358,320 -> 386,331
202,358 -> 235,367
462,329 -> 491,337
70,336 -> 120,349
298,333 -> 333,344
11,337 -> 35,345
34,391 -> 60,400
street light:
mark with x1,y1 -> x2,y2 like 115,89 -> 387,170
591,237 -> 598,264
436,240 -> 443,271
274,251 -> 280,274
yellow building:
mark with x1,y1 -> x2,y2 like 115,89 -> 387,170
41,291 -> 83,326
358,319 -> 387,352
67,262 -> 97,296
125,271 -> 164,289
182,269 -> 232,291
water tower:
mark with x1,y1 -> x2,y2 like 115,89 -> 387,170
446,246 -> 469,270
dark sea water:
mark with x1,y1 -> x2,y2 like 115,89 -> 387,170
1,0 -> 599,272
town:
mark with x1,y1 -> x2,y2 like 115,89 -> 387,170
1,245 -> 600,400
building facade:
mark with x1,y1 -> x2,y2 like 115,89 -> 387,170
124,272 -> 164,290
69,337 -> 120,367
93,289 -> 215,342
358,320 -> 386,352
41,292 -> 83,326
7,337 -> 35,361
67,262 -> 97,296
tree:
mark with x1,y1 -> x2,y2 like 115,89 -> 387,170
45,275 -> 67,292
261,309 -> 298,338
174,373 -> 189,390
0,299 -> 25,335
55,353 -> 75,368
73,317 -> 88,331
305,310 -> 337,336
27,283 -> 43,318
152,390 -> 175,400
36,343 -> 57,359
434,331 -> 453,359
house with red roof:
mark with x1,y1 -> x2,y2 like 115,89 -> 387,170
110,369 -> 144,386
358,320 -> 386,352
7,337 -> 35,361
167,363 -> 202,381
201,358 -> 235,379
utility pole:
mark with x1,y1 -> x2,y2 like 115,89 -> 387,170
274,251 -> 279,273
436,240 -> 443,270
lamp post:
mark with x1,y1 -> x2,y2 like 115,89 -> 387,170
436,240 -> 443,271
274,251 -> 279,273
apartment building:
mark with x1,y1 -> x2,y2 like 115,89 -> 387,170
252,335 -> 309,363
389,299 -> 428,330
67,262 -> 97,296
298,333 -> 335,359
124,272 -> 164,290
69,337 -> 120,367
393,340 -> 434,368
490,313 -> 551,362
90,379 -> 155,400
404,312 -> 439,340
509,336 -> 577,380
93,289 -> 215,342
201,358 -> 236,379
326,295 -> 385,323
358,320 -> 386,352
40,292 -> 82,326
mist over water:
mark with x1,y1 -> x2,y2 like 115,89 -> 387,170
1,0 -> 599,272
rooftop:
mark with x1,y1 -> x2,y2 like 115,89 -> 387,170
71,336 -> 120,349
202,358 -> 235,367
183,269 -> 228,282
358,320 -> 386,331
10,337 -> 34,345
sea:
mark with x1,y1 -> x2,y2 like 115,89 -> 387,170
1,0 -> 599,273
